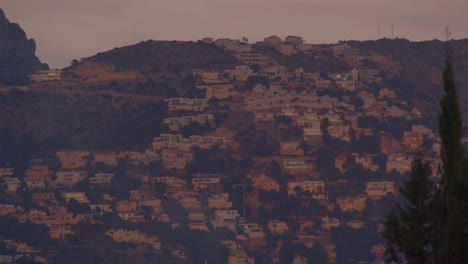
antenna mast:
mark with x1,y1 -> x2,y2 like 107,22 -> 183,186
445,26 -> 451,41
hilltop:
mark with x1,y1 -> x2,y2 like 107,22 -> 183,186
0,8 -> 47,85
67,40 -> 241,77
63,37 -> 468,122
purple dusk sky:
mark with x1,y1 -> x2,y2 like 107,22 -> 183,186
3,0 -> 468,68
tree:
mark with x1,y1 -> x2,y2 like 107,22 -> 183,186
383,157 -> 433,264
279,241 -> 295,264
306,242 -> 328,264
383,41 -> 468,264
431,42 -> 468,264
67,198 -> 91,216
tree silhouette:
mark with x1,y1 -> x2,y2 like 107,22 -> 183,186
383,41 -> 468,264
432,42 -> 468,264
383,157 -> 433,264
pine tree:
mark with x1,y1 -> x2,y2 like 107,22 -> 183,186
432,41 -> 468,264
384,40 -> 468,264
383,157 -> 434,264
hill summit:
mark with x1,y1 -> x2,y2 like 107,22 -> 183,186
0,8 -> 47,85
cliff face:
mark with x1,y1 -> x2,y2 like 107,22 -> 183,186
0,8 -> 47,85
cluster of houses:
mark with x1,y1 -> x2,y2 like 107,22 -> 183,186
0,36 -> 454,264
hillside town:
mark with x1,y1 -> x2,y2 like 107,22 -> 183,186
0,35 -> 462,264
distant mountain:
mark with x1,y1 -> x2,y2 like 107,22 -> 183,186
0,8 -> 47,85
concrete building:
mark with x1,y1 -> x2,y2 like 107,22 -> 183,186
56,151 -> 90,169
105,229 -> 161,250
208,193 -> 232,209
365,181 -> 396,199
336,195 -> 367,212
234,53 -> 275,66
268,220 -> 289,235
402,131 -> 424,151
89,173 -> 115,186
3,177 -> 20,192
164,114 -> 214,131
212,209 -> 239,231
54,171 -> 88,187
250,174 -> 280,191
61,192 -> 89,203
0,168 -> 14,177
166,98 -> 207,112
288,181 -> 327,199
285,36 -> 304,46
29,69 -> 62,82
192,174 -> 223,189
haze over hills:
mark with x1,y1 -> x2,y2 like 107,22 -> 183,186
2,7 -> 468,264
1,5 -> 468,154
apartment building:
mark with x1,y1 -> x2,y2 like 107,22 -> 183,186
24,165 -> 49,189
212,209 -> 239,231
54,171 -> 88,187
268,220 -> 289,235
3,177 -> 20,192
254,112 -> 275,129
288,181 -> 327,199
28,69 -> 62,82
166,98 -> 207,112
61,192 -> 89,203
192,173 -> 223,189
152,134 -> 229,150
328,69 -> 359,91
208,193 -> 232,209
0,168 -> 14,177
402,130 -> 424,151
32,192 -> 57,206
250,174 -> 280,191
365,181 -> 396,199
386,154 -> 413,174
336,195 -> 367,212
239,222 -> 265,238
234,53 -> 275,66
89,173 -> 115,186
93,152 -> 118,166
105,229 -> 161,250
164,114 -> 214,131
56,151 -> 90,169
224,65 -> 255,81
154,176 -> 186,190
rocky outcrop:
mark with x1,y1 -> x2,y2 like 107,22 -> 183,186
0,8 -> 47,85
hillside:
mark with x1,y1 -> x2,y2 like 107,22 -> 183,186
0,89 -> 168,166
72,40 -> 241,76
347,38 -> 468,119
0,8 -> 47,85
2,38 -> 468,157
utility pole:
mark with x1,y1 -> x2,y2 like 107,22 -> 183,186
392,24 -> 394,39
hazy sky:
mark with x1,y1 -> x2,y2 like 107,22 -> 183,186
2,0 -> 467,68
